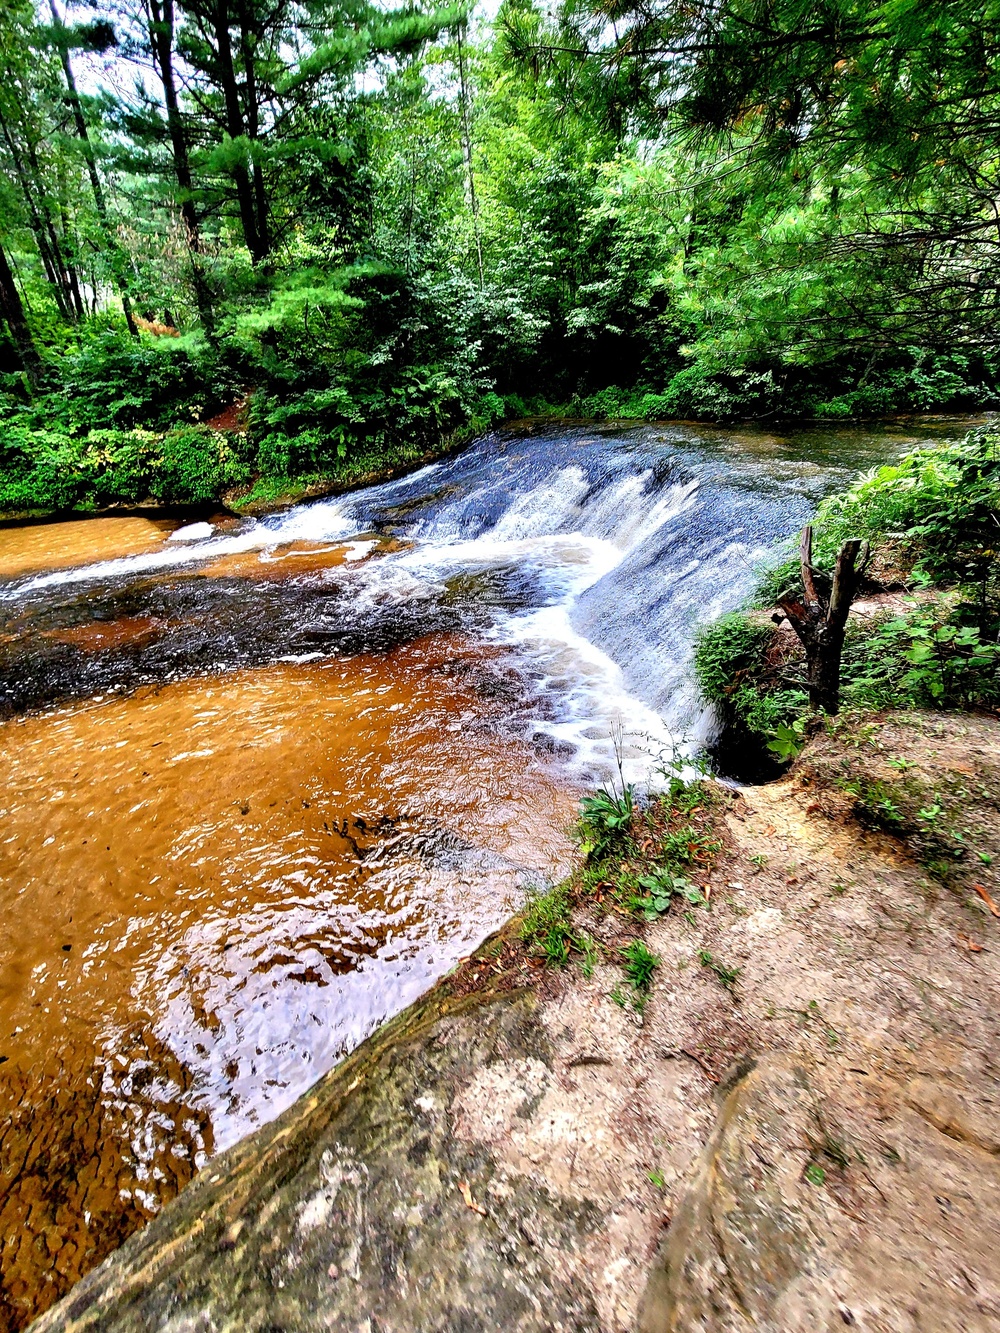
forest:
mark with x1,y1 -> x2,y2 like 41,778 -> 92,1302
1,0 -> 999,512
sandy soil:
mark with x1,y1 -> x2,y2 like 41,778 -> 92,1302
28,708 -> 1000,1332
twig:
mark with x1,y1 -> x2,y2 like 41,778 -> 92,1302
457,1180 -> 488,1217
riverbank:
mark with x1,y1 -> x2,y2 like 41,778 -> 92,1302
31,708 -> 1000,1332
0,419 -> 481,525
1,411 -> 985,524
3,418 -> 993,1329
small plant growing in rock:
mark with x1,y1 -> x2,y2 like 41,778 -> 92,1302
578,785 -> 635,859
628,867 -> 705,920
767,717 -> 808,761
621,940 -> 660,991
541,932 -> 570,966
697,949 -> 742,991
521,883 -> 574,965
578,934 -> 599,978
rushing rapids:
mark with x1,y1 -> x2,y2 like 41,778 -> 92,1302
0,417 -> 975,1327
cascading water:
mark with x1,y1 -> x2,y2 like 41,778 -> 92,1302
3,421 -> 925,772
0,415 -> 977,1325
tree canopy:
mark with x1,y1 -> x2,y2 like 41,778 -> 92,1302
0,0 -> 996,510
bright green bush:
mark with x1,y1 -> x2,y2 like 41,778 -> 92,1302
843,608 -> 1000,712
0,425 -> 82,512
48,331 -> 226,431
153,425 -> 253,503
694,612 -> 774,703
698,429 -> 1000,751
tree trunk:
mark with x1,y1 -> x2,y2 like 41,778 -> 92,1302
456,23 -> 483,287
238,6 -> 269,260
0,107 -> 75,320
148,0 -> 216,332
58,198 -> 86,320
149,0 -> 199,247
49,0 -> 139,337
776,525 -> 870,715
0,240 -> 43,386
36,140 -> 85,319
214,0 -> 266,263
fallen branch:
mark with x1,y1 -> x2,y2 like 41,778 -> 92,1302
457,1179 -> 488,1217
973,884 -> 1000,919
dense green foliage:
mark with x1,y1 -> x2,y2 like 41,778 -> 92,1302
1,0 -> 999,509
696,429 -> 1000,749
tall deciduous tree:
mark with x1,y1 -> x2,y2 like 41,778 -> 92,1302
0,239 -> 43,385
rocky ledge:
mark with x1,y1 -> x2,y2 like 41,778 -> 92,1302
33,711 -> 1000,1332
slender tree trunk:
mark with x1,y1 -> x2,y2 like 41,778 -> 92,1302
0,240 -> 43,386
50,153 -> 85,319
213,0 -> 265,263
149,0 -> 199,247
456,24 -> 483,288
238,7 -> 269,259
40,164 -> 85,319
49,0 -> 139,336
776,525 -> 870,715
148,0 -> 216,332
0,108 -> 74,319
58,199 -> 86,320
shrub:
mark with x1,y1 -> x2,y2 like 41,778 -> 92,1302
51,330 -> 224,430
153,425 -> 253,503
844,608 -> 1000,712
74,428 -> 161,505
813,429 -> 1000,588
694,612 -> 774,703
661,364 -> 784,420
0,425 -> 82,512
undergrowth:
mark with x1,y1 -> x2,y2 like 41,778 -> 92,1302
835,767 -> 969,883
519,772 -> 725,988
694,427 -> 1000,757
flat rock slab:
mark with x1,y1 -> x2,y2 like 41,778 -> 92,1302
31,712 -> 1000,1333
33,984 -> 679,1333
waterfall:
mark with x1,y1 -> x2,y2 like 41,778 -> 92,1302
0,421 -> 916,783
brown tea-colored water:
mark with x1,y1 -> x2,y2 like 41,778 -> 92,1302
2,417 -> 978,1327
0,516 -> 180,579
0,636 -> 577,1328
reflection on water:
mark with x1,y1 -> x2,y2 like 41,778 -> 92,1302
0,638 -> 576,1327
0,416 -> 979,1327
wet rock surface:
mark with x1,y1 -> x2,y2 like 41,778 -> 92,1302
30,711 -> 1000,1333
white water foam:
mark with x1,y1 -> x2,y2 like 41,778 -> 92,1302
493,604 -> 689,787
386,466 -> 703,784
6,453 -> 703,787
5,507 -> 360,598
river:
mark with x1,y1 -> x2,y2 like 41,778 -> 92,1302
0,416 -> 975,1327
